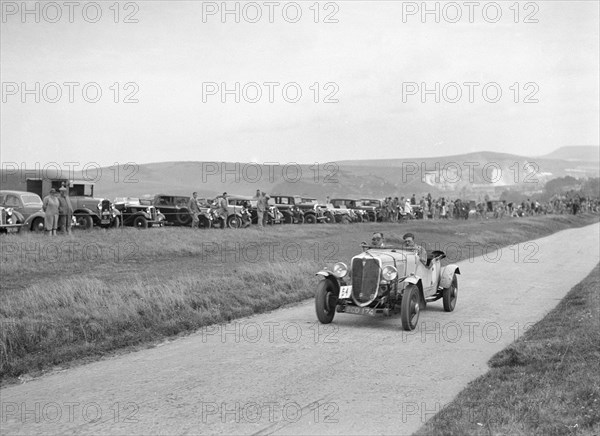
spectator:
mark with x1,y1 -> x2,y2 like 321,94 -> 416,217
188,192 -> 201,228
57,186 -> 73,235
42,189 -> 60,236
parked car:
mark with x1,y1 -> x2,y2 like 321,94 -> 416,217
295,197 -> 334,224
0,190 -> 46,232
314,241 -> 460,331
270,195 -> 304,224
357,198 -> 383,222
0,206 -> 22,234
210,195 -> 248,228
330,198 -> 370,222
113,198 -> 165,229
97,199 -> 121,229
142,194 -> 194,226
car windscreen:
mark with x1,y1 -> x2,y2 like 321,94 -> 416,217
21,195 -> 43,207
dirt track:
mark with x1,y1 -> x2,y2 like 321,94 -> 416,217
1,223 -> 599,435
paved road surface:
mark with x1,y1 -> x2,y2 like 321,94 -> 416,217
1,223 -> 598,435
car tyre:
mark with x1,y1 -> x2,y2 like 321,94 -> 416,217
324,211 -> 334,224
133,216 -> 148,229
31,217 -> 45,232
75,214 -> 93,230
111,216 -> 121,229
227,215 -> 241,229
443,276 -> 458,312
305,214 -> 316,224
401,284 -> 420,331
315,279 -> 338,324
176,208 -> 192,226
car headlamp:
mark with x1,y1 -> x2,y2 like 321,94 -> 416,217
381,265 -> 398,281
332,262 -> 348,278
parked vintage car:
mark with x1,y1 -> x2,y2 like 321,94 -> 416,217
330,198 -> 370,222
113,198 -> 165,228
0,190 -> 46,232
142,194 -> 194,226
314,242 -> 460,331
270,195 -> 304,224
358,198 -> 383,222
295,198 -> 334,224
0,206 -> 22,233
97,199 -> 121,229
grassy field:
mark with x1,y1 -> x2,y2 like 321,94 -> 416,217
0,213 -> 598,382
415,263 -> 600,436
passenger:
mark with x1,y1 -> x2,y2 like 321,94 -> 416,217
402,232 -> 427,265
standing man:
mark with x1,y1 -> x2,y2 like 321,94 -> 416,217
188,192 -> 201,228
42,188 -> 60,236
217,193 -> 229,229
58,186 -> 74,235
255,189 -> 269,227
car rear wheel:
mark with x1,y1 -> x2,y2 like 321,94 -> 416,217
176,208 -> 192,226
315,279 -> 338,324
133,216 -> 148,229
305,214 -> 316,224
324,211 -> 334,223
401,284 -> 420,331
227,215 -> 242,229
443,276 -> 458,312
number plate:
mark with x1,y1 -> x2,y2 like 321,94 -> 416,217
339,286 -> 352,299
101,219 -> 111,225
344,306 -> 375,316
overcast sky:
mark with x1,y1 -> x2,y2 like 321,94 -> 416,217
1,1 -> 598,167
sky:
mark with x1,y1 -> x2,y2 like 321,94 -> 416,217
1,0 -> 599,167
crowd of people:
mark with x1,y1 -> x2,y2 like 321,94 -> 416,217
375,192 -> 599,222
40,188 -> 598,235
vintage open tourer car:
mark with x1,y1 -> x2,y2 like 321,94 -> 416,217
315,242 -> 460,331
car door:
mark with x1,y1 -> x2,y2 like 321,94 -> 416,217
416,260 -> 436,297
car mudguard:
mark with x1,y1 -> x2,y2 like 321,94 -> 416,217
315,271 -> 341,292
403,275 -> 421,288
402,276 -> 425,307
73,207 -> 97,217
440,265 -> 461,289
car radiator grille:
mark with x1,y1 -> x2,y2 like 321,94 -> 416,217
352,258 -> 380,304
149,207 -> 157,220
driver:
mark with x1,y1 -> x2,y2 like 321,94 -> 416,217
402,232 -> 427,265
371,232 -> 385,247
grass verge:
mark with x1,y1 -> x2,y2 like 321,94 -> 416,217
0,213 -> 598,383
415,263 -> 600,436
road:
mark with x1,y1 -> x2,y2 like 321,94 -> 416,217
1,223 -> 599,435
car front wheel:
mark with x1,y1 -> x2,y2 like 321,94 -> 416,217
133,216 -> 148,229
31,217 -> 45,232
75,214 -> 93,230
315,279 -> 338,324
443,276 -> 458,312
401,284 -> 420,331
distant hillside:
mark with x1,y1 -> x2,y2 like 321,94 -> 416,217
88,148 -> 599,200
539,146 -> 599,162
3,148 -> 597,201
